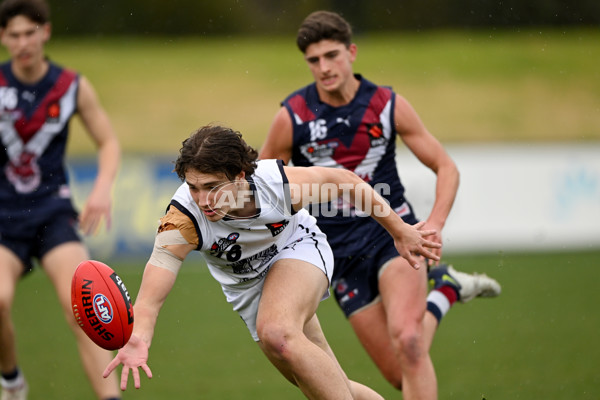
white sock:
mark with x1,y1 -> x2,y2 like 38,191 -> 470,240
0,370 -> 24,390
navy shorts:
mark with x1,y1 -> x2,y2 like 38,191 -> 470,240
331,212 -> 420,318
0,201 -> 81,273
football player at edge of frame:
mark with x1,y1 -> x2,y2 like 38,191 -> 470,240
259,10 -> 501,400
103,124 -> 441,399
0,0 -> 121,399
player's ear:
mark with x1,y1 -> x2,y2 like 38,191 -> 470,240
42,22 -> 51,42
235,171 -> 246,182
348,43 -> 357,62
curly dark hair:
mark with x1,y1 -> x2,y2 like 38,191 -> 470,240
296,10 -> 352,53
174,125 -> 258,182
0,0 -> 50,28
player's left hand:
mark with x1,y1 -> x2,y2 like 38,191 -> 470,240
103,334 -> 152,390
79,186 -> 112,235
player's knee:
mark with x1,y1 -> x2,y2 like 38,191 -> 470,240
257,321 -> 299,362
0,294 -> 13,317
389,327 -> 426,367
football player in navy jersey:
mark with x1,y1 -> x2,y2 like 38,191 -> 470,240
0,1 -> 121,399
260,10 -> 501,400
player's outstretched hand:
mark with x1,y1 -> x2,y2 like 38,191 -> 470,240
103,334 -> 152,390
393,221 -> 441,269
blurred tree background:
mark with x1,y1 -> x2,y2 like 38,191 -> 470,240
51,0 -> 599,36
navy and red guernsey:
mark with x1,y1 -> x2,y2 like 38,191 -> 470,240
0,61 -> 79,216
282,74 -> 417,257
0,62 -> 79,227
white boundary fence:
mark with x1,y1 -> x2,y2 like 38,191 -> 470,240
70,143 -> 600,258
396,143 -> 600,254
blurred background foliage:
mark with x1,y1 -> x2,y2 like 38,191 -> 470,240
50,0 -> 599,37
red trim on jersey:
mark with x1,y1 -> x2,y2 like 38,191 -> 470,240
16,69 -> 77,143
330,135 -> 371,173
330,86 -> 392,175
362,86 -> 391,125
288,94 -> 315,122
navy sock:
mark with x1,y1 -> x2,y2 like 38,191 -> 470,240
1,368 -> 19,381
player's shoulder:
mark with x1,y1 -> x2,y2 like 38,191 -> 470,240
255,159 -> 286,180
159,203 -> 200,246
357,75 -> 393,94
283,81 -> 316,102
45,59 -> 78,77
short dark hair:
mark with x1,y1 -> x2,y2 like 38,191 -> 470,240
174,125 -> 258,182
0,0 -> 50,28
296,10 -> 352,53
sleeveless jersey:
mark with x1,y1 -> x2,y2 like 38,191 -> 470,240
0,61 -> 79,212
282,74 -> 414,257
167,159 -> 326,290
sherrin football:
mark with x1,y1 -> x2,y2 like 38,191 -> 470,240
71,260 -> 134,350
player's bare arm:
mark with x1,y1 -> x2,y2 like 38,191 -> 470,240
104,240 -> 194,390
284,165 -> 441,268
394,94 -> 459,260
259,106 -> 293,163
77,76 -> 121,235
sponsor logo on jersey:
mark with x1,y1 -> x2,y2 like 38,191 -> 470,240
335,116 -> 351,127
366,123 -> 387,147
265,220 -> 289,236
210,232 -> 241,259
5,151 -> 41,194
300,141 -> 337,160
233,243 -> 279,281
93,294 -> 114,324
46,101 -> 60,122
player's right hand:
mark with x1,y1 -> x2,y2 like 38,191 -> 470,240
103,334 -> 152,390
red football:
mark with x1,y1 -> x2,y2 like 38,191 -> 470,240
71,260 -> 134,350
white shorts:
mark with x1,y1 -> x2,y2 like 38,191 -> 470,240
222,223 -> 333,341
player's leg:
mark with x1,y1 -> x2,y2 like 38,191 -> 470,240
256,258 -> 356,399
41,242 -> 120,400
0,246 -> 29,399
429,264 -> 501,305
302,314 -> 383,400
378,256 -> 437,399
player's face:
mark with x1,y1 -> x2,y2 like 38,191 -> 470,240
0,15 -> 50,71
304,39 -> 357,95
185,168 -> 246,222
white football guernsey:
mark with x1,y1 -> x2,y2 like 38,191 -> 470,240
165,159 -> 333,340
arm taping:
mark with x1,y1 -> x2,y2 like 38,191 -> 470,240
147,230 -> 189,274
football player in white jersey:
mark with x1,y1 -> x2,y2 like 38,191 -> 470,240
103,125 -> 440,399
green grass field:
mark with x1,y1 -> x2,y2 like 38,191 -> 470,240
13,250 -> 600,399
4,29 -> 600,399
